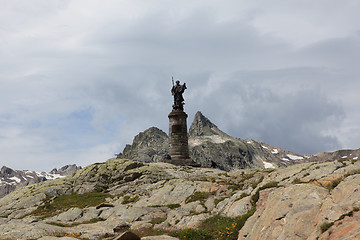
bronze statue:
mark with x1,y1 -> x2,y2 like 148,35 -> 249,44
171,78 -> 186,111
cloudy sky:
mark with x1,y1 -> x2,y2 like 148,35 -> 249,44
1,0 -> 360,171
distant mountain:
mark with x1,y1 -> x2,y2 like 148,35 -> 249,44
0,164 -> 81,198
50,164 -> 82,176
118,111 -> 311,171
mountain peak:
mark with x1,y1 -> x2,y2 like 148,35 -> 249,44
189,111 -> 229,137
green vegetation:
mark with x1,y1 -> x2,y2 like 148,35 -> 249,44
214,197 -> 226,206
292,178 -> 301,184
174,228 -> 212,240
338,206 -> 360,220
134,209 -> 257,240
150,217 -> 167,225
319,221 -> 334,233
197,209 -> 256,240
30,192 -> 111,219
250,181 -> 279,206
228,183 -> 244,191
325,177 -> 343,191
122,194 -> 140,204
185,191 -> 215,204
239,192 -> 250,199
166,203 -> 181,209
260,181 -> 279,189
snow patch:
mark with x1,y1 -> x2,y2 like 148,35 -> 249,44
263,161 -> 275,169
341,156 -> 348,159
271,149 -> 279,154
44,173 -> 64,180
9,176 -> 21,183
262,145 -> 269,149
281,158 -> 290,161
287,154 -> 304,160
189,135 -> 228,146
35,172 -> 64,180
353,157 -> 358,160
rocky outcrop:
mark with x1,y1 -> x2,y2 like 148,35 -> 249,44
117,111 -> 309,171
118,127 -> 170,163
238,160 -> 360,240
0,157 -> 359,239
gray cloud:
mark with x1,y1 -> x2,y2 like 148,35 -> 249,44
0,0 -> 359,170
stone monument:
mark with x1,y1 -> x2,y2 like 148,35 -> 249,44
168,78 -> 198,166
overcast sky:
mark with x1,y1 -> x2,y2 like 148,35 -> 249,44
1,0 -> 360,171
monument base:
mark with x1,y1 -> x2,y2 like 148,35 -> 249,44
168,110 -> 200,167
165,158 -> 201,167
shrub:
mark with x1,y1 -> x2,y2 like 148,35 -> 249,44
292,178 -> 301,184
319,221 -> 334,233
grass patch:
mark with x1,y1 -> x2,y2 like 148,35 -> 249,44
292,178 -> 301,184
150,217 -> 167,225
239,192 -> 250,199
122,194 -> 140,204
197,209 -> 256,240
241,172 -> 255,181
319,221 -> 334,233
325,177 -> 343,191
259,181 -> 279,190
228,184 -> 244,191
174,228 -> 212,240
166,203 -> 181,209
214,197 -> 226,206
185,191 -> 215,204
30,192 -> 111,219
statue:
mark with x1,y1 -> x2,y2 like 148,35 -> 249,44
171,78 -> 186,111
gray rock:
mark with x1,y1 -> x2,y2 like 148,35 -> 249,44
55,208 -> 83,222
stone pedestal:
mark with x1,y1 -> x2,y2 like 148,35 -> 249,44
168,110 -> 198,166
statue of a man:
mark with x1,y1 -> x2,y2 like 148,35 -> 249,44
171,80 -> 187,111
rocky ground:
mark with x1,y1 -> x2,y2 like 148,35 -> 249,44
0,157 -> 359,240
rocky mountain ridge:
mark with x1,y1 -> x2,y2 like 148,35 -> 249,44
119,111 -> 326,170
0,157 -> 359,239
0,164 -> 81,198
